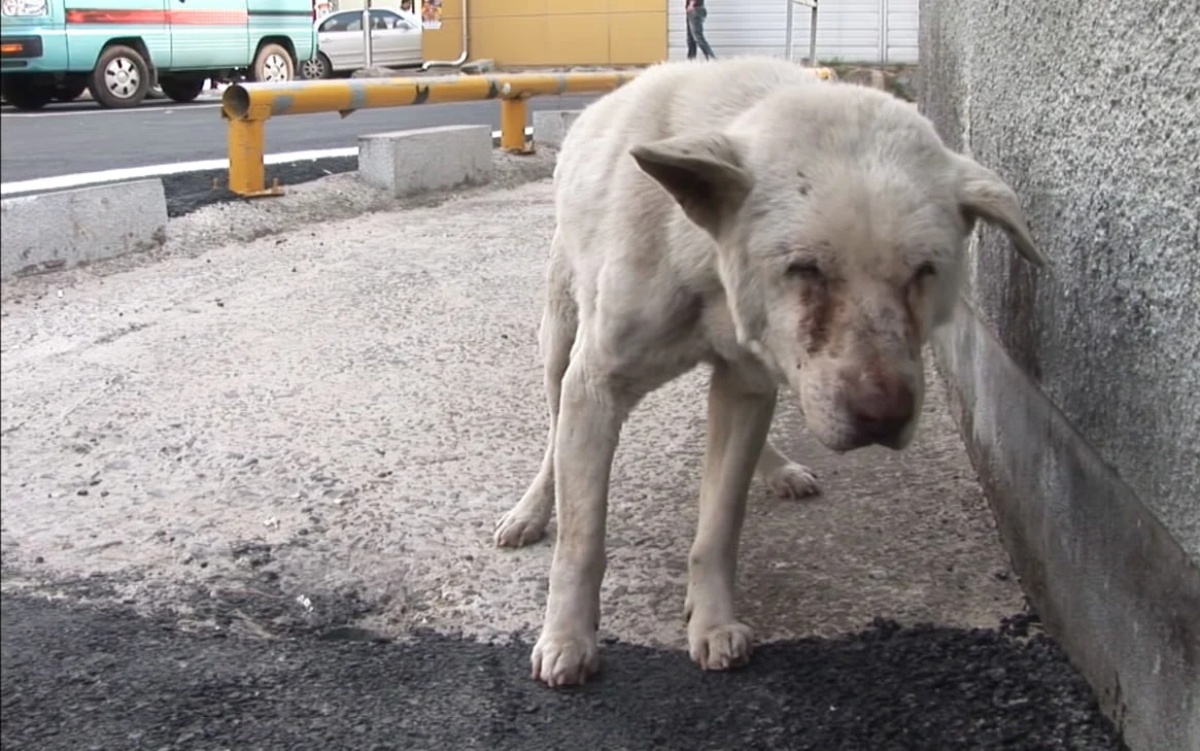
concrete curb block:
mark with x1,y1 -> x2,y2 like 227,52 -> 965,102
934,309 -> 1200,751
358,125 -> 494,198
532,109 -> 583,149
0,179 -> 168,280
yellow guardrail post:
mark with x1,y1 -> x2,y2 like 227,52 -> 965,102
499,96 -> 530,153
221,71 -> 639,197
225,104 -> 278,197
218,69 -> 836,198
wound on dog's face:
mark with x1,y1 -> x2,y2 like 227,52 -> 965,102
730,166 -> 966,454
689,85 -> 1035,454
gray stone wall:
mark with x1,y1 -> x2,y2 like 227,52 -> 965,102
919,2 -> 1199,750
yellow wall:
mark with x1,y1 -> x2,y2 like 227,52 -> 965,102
422,0 -> 666,67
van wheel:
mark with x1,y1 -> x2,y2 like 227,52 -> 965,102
89,44 -> 151,108
252,43 -> 294,83
1,79 -> 55,110
159,77 -> 206,103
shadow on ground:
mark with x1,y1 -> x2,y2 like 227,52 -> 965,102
1,593 -> 1125,751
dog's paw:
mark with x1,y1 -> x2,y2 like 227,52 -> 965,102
764,462 -> 821,500
494,509 -> 550,548
531,631 -> 600,687
688,621 -> 754,671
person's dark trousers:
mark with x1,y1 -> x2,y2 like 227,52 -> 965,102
688,11 -> 716,60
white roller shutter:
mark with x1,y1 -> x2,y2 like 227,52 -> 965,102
667,0 -> 918,64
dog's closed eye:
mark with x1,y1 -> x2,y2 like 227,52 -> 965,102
911,262 -> 937,284
786,260 -> 824,282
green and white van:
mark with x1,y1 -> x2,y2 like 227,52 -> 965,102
0,0 -> 318,109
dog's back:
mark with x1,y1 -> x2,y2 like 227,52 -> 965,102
558,57 -> 826,173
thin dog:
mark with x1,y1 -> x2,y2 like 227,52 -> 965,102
493,57 -> 1046,688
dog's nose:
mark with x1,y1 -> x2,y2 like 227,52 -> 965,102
846,378 -> 914,447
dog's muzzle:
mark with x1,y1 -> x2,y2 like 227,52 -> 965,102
841,375 -> 915,449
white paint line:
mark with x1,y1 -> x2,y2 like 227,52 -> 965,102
0,127 -> 532,197
0,102 -> 223,119
0,147 -> 350,196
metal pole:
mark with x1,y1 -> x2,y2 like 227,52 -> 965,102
809,1 -> 818,66
362,1 -> 373,69
500,98 -> 529,152
785,0 -> 795,62
221,71 -> 640,195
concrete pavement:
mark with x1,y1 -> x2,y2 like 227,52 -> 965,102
0,165 -> 1125,749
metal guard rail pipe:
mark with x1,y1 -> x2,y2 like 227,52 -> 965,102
220,71 -> 639,197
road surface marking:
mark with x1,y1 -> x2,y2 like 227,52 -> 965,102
0,103 -> 223,119
0,129 -> 527,196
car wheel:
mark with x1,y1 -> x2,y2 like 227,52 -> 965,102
89,44 -> 151,109
159,77 -> 206,103
1,79 -> 55,110
300,53 -> 331,80
252,43 -> 294,83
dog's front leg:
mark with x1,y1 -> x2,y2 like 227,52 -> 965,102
685,363 -> 775,671
531,358 -> 628,687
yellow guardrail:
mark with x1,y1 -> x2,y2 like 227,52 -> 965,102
220,71 -> 639,197
220,66 -> 836,198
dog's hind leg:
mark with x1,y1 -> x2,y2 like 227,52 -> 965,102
494,249 -> 578,548
755,439 -> 821,500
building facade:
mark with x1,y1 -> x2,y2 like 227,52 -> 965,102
334,0 -> 918,67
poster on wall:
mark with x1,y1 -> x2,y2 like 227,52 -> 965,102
421,0 -> 442,29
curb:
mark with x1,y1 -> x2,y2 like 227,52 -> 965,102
1,179 -> 168,280
0,113 -> 585,281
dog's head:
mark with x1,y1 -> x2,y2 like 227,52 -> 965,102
631,84 -> 1046,452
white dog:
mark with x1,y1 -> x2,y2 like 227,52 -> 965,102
494,57 -> 1046,687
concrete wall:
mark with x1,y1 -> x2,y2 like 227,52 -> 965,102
919,2 -> 1199,750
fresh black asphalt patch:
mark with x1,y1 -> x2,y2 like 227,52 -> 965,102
1,593 -> 1126,750
164,157 -> 359,217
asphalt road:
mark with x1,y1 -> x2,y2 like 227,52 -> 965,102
0,94 -> 598,182
1,592 -> 1124,751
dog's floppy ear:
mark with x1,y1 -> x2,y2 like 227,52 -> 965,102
630,132 -> 754,238
952,153 -> 1049,268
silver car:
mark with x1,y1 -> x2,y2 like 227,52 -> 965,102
300,8 -> 423,79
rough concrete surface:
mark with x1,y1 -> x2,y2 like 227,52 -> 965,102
358,124 -> 494,198
0,178 -> 168,279
1,176 -> 1022,645
921,0 -> 1199,552
0,175 -> 1123,748
920,2 -> 1200,749
532,109 -> 582,149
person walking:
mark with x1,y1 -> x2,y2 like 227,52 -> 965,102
685,0 -> 716,60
